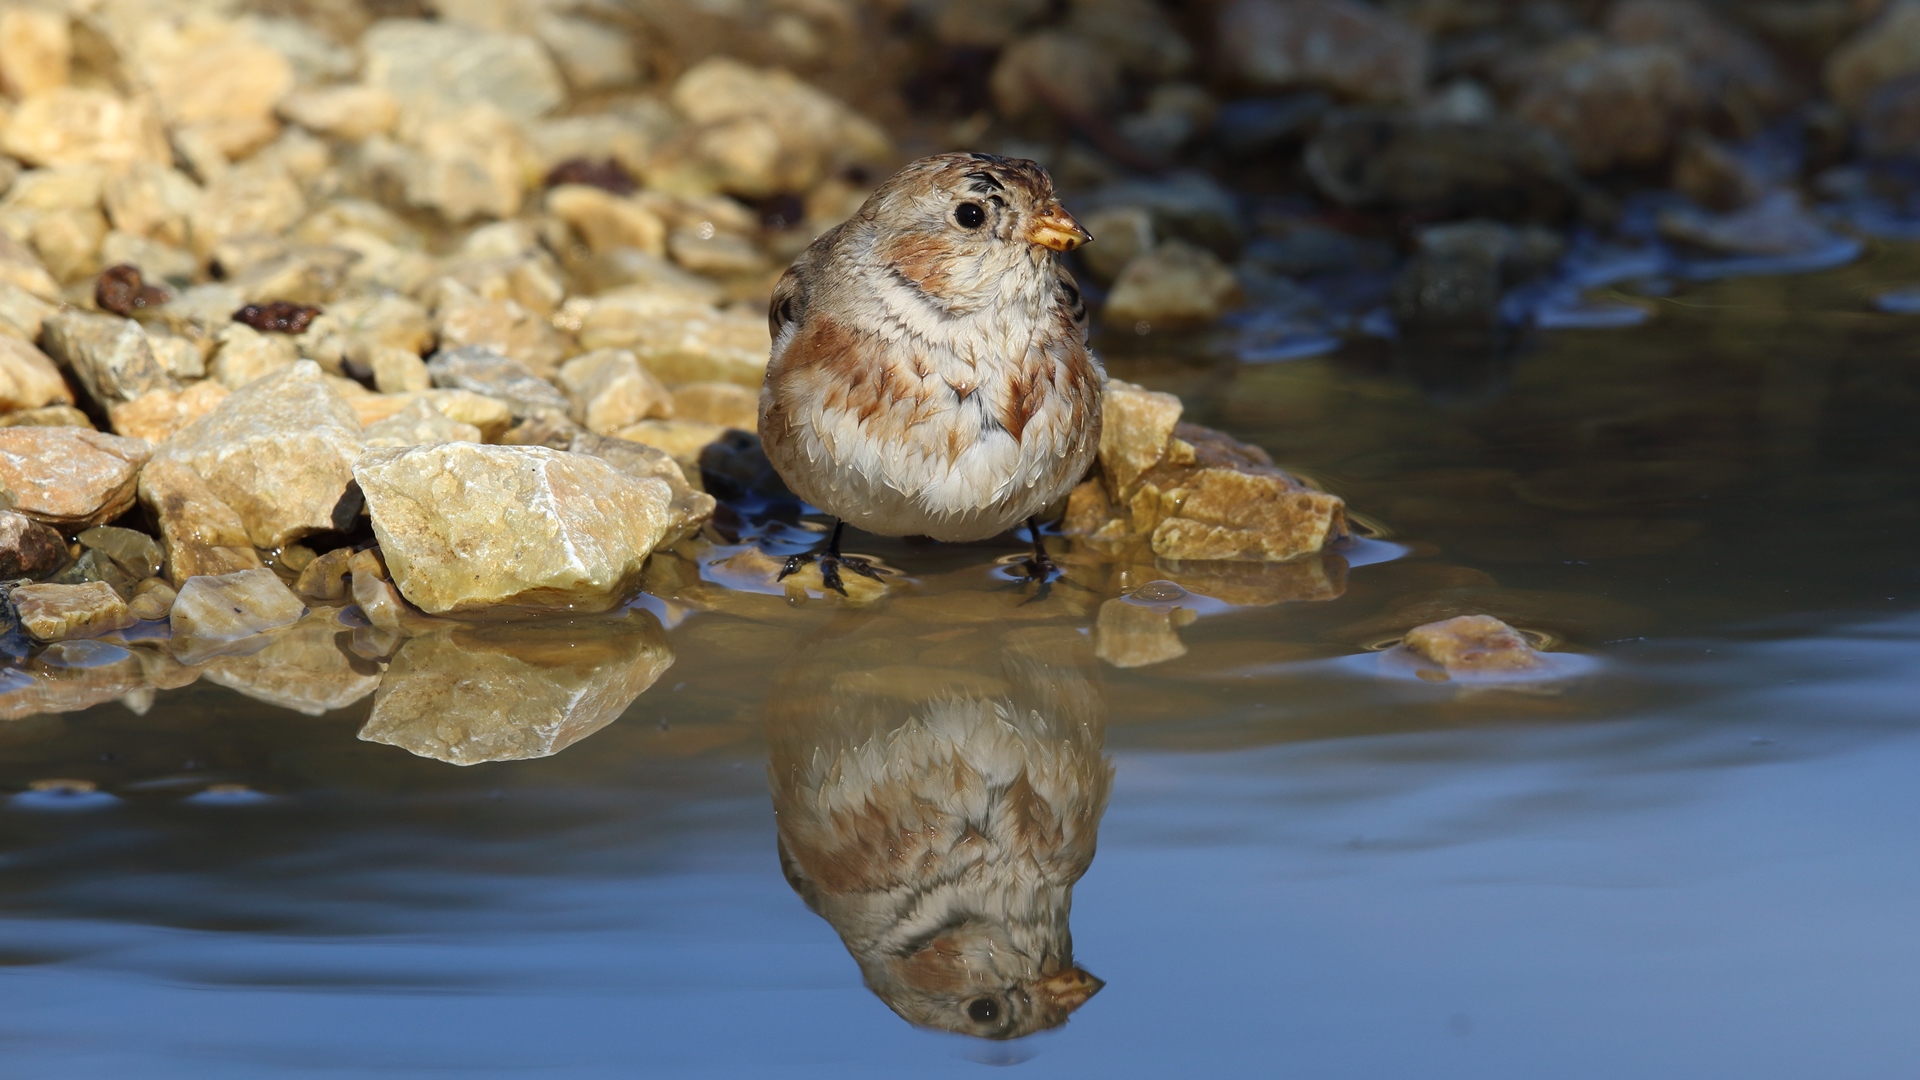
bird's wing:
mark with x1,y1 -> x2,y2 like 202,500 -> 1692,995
1053,262 -> 1089,344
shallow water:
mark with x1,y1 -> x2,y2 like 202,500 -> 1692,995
5,247 -> 1920,1076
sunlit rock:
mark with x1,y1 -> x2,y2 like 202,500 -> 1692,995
188,158 -> 308,261
354,442 -> 675,616
361,19 -> 565,123
204,610 -> 380,716
41,309 -> 176,407
126,578 -> 176,622
361,397 -> 483,448
581,301 -> 771,389
656,57 -> 890,198
0,427 -> 151,529
136,458 -> 266,585
0,88 -> 170,168
352,390 -> 513,441
0,510 -> 62,578
668,381 -> 758,429
135,19 -> 294,161
278,84 -> 401,141
0,6 -> 69,99
426,345 -> 573,425
77,526 -> 162,581
1401,614 -> 1544,676
0,334 -> 70,413
567,430 -> 715,543
547,184 -> 667,257
108,381 -> 230,444
11,581 -> 136,641
169,568 -> 308,665
152,361 -> 364,549
558,348 -> 671,435
612,418 -> 727,477
359,616 -> 673,765
1097,379 -> 1182,493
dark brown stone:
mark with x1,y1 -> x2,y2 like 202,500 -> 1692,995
232,301 -> 321,335
543,158 -> 636,195
0,510 -> 64,578
95,265 -> 170,317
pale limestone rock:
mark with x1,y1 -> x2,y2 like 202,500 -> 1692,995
425,345 -> 572,422
990,31 -> 1122,120
612,418 -> 726,477
136,458 -> 265,585
362,396 -> 483,447
666,228 -> 768,276
135,20 -> 295,160
0,88 -> 170,168
102,162 -> 201,246
204,610 -> 381,715
546,184 -> 667,256
26,205 -> 105,281
143,332 -> 205,383
659,57 -> 890,197
1093,593 -> 1196,668
0,6 -> 70,99
0,232 -> 57,300
1,163 -> 103,211
391,105 -> 534,223
351,389 -> 512,440
668,381 -> 758,429
294,546 -> 352,601
349,548 -> 439,634
0,333 -> 70,411
108,381 -> 229,443
1099,380 -> 1183,494
152,361 -> 364,549
369,347 -> 430,393
525,104 -> 679,178
11,581 -> 135,641
300,294 -> 433,374
361,19 -> 565,123
580,302 -> 770,387
0,279 -> 54,339
568,430 -> 716,544
0,427 -> 150,528
358,617 -> 673,765
536,12 -> 641,93
0,404 -> 86,428
188,159 -> 307,260
1402,614 -> 1543,675
354,442 -> 675,616
558,348 -> 671,434
0,509 -> 63,577
430,281 -> 568,375
41,309 -> 177,405
126,579 -> 175,622
277,84 -> 401,141
1103,240 -> 1241,325
1145,464 -> 1347,562
209,323 -> 300,390
229,244 -> 360,307
169,568 -> 307,665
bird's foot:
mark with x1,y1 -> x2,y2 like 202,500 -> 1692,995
776,544 -> 885,597
1013,517 -> 1063,602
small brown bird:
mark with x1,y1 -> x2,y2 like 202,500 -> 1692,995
758,152 -> 1104,591
766,619 -> 1111,1039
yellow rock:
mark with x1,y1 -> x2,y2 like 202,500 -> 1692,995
10,581 -> 136,641
136,458 -> 266,586
109,381 -> 230,444
1402,614 -> 1544,675
669,381 -> 759,429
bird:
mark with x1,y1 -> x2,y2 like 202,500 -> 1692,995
758,152 -> 1104,593
765,618 -> 1111,1039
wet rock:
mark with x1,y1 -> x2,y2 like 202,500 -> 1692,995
358,617 -> 672,765
0,334 -> 70,412
11,581 -> 135,642
0,427 -> 150,528
0,88 -> 170,168
668,381 -> 759,429
77,526 -> 162,581
426,345 -> 572,425
1103,240 -> 1241,326
362,20 -> 565,123
547,184 -> 666,257
1093,592 -> 1196,668
1392,220 -> 1564,329
209,322 -> 300,390
152,361 -> 364,549
1827,0 -> 1920,114
1658,191 -> 1838,257
0,510 -> 62,578
1098,379 -> 1184,493
1671,131 -> 1769,210
277,84 -> 401,141
41,309 -> 177,406
125,578 -> 175,622
108,381 -> 230,444
349,548 -> 439,634
0,6 -> 69,99
1510,42 -> 1698,173
558,348 -> 671,434
361,397 -> 483,448
137,458 -> 265,585
204,610 -> 380,716
353,442 -> 676,616
169,568 -> 308,665
579,299 -> 771,388
990,30 -> 1122,121
1218,0 -> 1429,104
568,430 -> 716,543
659,57 -> 890,198
1401,614 -> 1543,675
1305,111 -> 1582,221
351,390 -> 513,441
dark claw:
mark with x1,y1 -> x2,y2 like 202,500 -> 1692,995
819,557 -> 845,595
772,520 -> 887,597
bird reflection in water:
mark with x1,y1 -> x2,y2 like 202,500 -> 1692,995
766,617 -> 1110,1039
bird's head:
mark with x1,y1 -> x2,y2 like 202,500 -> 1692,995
857,152 -> 1091,306
862,916 -> 1104,1040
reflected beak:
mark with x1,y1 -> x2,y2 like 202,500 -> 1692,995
1027,205 -> 1092,252
1035,966 -> 1105,1013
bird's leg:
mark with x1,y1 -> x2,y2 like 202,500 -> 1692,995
777,520 -> 884,596
1017,516 -> 1060,593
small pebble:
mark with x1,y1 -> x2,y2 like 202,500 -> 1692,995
95,264 -> 169,316
233,302 -> 322,335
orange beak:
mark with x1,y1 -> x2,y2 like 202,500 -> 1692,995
1027,205 -> 1092,252
1035,966 -> 1105,1014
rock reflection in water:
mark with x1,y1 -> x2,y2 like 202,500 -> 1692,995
766,619 -> 1110,1040
358,612 -> 673,766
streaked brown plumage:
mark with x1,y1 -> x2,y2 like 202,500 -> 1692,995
759,153 -> 1104,545
766,618 -> 1111,1038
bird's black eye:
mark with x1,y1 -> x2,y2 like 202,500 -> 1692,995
955,202 -> 987,229
966,998 -> 1000,1023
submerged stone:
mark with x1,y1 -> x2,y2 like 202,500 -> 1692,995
354,442 -> 676,616
1401,614 -> 1544,675
204,610 -> 381,716
169,568 -> 308,664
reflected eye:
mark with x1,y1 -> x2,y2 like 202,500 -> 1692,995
966,997 -> 1000,1023
955,202 -> 987,229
